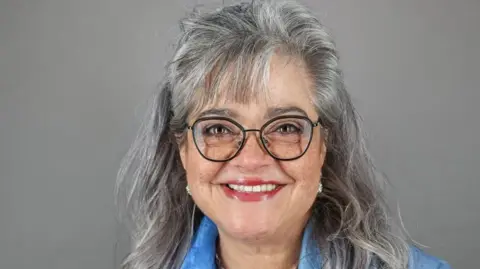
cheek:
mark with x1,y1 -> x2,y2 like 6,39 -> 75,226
279,138 -> 325,186
184,142 -> 223,185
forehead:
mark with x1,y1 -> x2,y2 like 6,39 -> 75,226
188,53 -> 317,121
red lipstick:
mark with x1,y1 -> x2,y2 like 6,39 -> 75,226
222,177 -> 285,202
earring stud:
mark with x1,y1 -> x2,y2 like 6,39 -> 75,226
318,183 -> 323,194
186,185 -> 191,195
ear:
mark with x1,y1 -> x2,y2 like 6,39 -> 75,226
320,128 -> 328,158
176,134 -> 188,170
318,138 -> 328,168
179,146 -> 187,170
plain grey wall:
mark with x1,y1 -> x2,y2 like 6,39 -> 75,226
0,0 -> 478,268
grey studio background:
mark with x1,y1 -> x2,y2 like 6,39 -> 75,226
0,0 -> 478,268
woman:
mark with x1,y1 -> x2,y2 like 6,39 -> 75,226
116,1 -> 450,268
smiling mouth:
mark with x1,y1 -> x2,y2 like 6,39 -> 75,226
225,183 -> 280,192
222,183 -> 285,202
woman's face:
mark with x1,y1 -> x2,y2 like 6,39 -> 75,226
179,54 -> 327,242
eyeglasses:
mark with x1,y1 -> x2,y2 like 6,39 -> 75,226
186,115 -> 323,162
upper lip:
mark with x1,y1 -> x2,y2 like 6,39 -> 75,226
222,177 -> 285,186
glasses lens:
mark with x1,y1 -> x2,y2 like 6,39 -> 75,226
262,117 -> 312,159
192,119 -> 243,161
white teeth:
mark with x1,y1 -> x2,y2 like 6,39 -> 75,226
227,184 -> 278,192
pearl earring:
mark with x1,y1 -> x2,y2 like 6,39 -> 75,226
186,185 -> 191,195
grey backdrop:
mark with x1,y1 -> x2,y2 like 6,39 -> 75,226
1,0 -> 478,268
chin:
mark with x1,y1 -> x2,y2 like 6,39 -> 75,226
218,215 -> 278,241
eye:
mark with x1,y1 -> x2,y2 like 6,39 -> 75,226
275,124 -> 301,134
204,124 -> 232,136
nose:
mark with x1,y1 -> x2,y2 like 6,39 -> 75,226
228,131 -> 272,170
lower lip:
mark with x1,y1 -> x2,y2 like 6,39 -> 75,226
222,185 -> 284,202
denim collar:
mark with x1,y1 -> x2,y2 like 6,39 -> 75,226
180,216 -> 322,269
179,216 -> 449,269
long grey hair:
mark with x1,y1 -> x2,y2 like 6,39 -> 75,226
116,1 -> 410,268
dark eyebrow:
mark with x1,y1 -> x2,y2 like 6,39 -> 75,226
197,108 -> 239,118
265,106 -> 309,118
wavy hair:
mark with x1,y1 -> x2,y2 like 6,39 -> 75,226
116,1 -> 410,268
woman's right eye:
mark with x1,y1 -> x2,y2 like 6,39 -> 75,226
204,125 -> 231,136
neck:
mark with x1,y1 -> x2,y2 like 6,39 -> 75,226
216,220 -> 307,269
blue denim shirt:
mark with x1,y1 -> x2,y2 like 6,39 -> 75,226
180,216 -> 451,269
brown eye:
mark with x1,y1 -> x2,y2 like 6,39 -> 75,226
275,124 -> 302,134
204,124 -> 232,136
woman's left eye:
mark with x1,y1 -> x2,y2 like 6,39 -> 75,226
275,124 -> 301,133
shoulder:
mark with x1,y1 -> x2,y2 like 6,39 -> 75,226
409,246 -> 451,269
